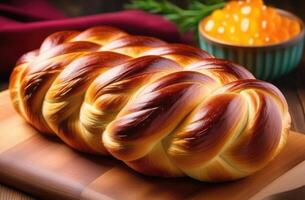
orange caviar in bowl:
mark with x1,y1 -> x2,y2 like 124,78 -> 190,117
200,0 -> 301,46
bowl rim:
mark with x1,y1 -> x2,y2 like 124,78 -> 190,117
198,8 -> 305,50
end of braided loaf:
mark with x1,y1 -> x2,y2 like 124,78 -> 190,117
9,26 -> 290,182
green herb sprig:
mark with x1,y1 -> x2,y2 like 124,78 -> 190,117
126,0 -> 226,33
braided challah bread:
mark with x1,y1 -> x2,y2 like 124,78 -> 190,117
9,26 -> 291,182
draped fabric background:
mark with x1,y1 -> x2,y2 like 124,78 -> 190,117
0,0 -> 192,80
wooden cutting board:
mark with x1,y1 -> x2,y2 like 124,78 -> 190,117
0,90 -> 305,200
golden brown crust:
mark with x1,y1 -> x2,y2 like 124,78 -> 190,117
9,26 -> 291,182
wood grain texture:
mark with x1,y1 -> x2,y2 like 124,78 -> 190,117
0,90 -> 304,200
0,185 -> 34,200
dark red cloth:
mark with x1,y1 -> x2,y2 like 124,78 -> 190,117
0,0 -> 186,78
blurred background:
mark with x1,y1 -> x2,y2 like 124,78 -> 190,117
49,0 -> 305,18
0,0 -> 304,89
